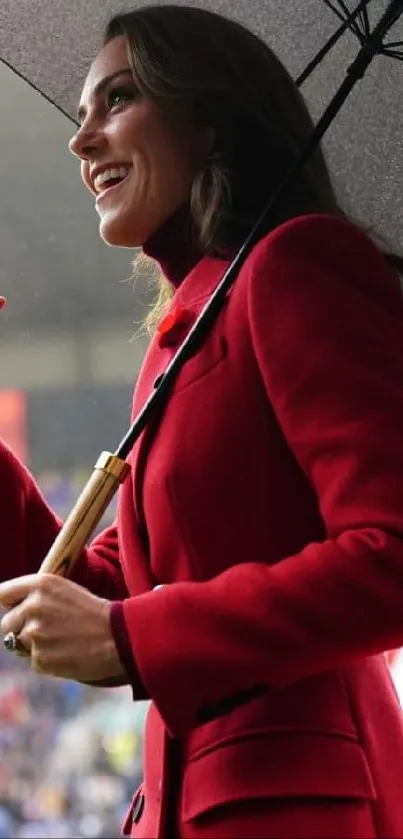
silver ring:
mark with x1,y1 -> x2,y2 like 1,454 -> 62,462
3,632 -> 29,656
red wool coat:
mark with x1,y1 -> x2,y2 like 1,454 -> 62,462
3,213 -> 403,838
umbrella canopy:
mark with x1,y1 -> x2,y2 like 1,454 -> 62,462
0,0 -> 402,254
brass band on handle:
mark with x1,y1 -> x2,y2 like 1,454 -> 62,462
39,451 -> 130,577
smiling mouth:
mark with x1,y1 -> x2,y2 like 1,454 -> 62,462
94,165 -> 131,197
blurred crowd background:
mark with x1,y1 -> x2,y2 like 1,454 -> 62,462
0,649 -> 148,838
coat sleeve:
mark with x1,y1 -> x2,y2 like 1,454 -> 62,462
0,438 -> 128,600
117,214 -> 403,737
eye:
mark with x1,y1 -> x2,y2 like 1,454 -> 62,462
106,85 -> 136,112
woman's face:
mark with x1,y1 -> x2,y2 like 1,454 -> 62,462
69,36 -> 207,247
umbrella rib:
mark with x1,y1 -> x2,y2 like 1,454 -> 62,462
358,3 -> 371,37
336,0 -> 365,35
322,0 -> 365,40
337,0 -> 369,40
0,54 -> 78,126
322,0 -> 350,24
381,47 -> 403,59
296,0 -> 372,85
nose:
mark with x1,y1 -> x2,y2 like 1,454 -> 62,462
69,119 -> 104,160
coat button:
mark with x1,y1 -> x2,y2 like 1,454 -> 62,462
132,792 -> 145,824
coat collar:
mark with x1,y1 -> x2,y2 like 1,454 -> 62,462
143,207 -> 230,347
155,256 -> 229,348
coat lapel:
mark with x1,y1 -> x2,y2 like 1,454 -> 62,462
127,254 -> 229,579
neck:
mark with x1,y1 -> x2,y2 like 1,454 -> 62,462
142,206 -> 201,289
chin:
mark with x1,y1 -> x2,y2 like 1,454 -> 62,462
98,205 -> 166,249
99,221 -> 145,249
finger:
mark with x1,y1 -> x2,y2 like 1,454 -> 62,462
2,618 -> 32,658
0,575 -> 42,608
2,614 -> 50,659
10,630 -> 31,657
0,599 -> 30,637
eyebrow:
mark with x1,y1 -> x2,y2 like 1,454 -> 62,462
77,69 -> 134,123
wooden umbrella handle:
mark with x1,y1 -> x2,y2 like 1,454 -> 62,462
39,451 -> 130,577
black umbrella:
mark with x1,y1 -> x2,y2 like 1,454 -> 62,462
0,1 -> 402,592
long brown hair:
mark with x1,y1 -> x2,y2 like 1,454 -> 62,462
103,5 -> 401,329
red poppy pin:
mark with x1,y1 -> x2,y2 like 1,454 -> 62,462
157,305 -> 194,348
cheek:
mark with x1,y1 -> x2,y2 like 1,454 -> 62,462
153,139 -> 197,197
142,118 -> 197,185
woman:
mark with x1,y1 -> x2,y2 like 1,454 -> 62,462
1,5 -> 403,837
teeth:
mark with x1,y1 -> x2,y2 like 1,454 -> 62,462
94,166 -> 130,193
